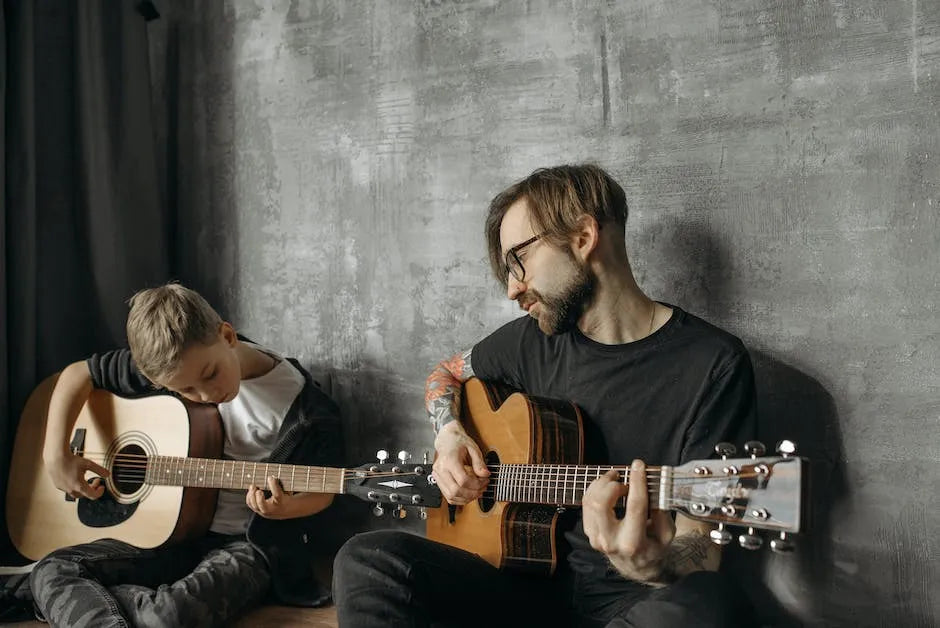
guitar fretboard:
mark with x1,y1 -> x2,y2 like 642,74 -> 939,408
491,464 -> 669,507
144,456 -> 346,494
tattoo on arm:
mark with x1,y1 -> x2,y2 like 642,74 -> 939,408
658,529 -> 714,584
425,349 -> 474,434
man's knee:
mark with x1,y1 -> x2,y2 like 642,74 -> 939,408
621,571 -> 755,628
333,531 -> 418,589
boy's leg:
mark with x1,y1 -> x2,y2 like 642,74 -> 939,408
333,530 -> 568,628
30,535 -> 269,628
29,538 -> 202,628
108,535 -> 270,628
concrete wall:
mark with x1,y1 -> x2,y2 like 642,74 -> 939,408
149,1 -> 939,625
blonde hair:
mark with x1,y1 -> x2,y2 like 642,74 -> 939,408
485,164 -> 628,286
126,283 -> 222,384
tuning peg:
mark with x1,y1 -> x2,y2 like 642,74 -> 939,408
709,523 -> 732,545
418,507 -> 428,520
398,450 -> 411,464
377,449 -> 389,463
776,440 -> 797,457
744,441 -> 766,458
394,505 -> 407,520
423,451 -> 430,464
738,527 -> 763,550
714,442 -> 736,459
372,504 -> 385,517
770,532 -> 795,553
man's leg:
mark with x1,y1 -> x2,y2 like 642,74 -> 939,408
609,571 -> 757,628
333,530 -> 568,628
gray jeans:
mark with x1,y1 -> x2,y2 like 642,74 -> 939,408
29,534 -> 270,628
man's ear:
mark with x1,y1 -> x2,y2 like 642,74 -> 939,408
219,321 -> 237,346
571,214 -> 601,262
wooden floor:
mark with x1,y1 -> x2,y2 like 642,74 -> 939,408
1,604 -> 338,627
232,604 -> 338,627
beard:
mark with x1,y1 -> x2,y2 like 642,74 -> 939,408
528,263 -> 596,335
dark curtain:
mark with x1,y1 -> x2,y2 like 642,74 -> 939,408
1,0 -> 169,563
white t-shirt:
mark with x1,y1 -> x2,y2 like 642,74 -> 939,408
209,344 -> 305,535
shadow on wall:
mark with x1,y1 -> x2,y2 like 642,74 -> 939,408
723,354 -> 849,628
633,218 -> 849,626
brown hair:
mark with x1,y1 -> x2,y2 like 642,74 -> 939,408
125,282 -> 222,384
484,164 -> 628,285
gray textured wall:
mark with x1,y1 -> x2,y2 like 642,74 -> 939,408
150,1 -> 939,626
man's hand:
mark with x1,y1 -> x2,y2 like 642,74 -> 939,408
44,451 -> 111,500
581,460 -> 676,584
431,422 -> 490,505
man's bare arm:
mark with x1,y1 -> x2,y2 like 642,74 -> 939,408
425,349 -> 474,434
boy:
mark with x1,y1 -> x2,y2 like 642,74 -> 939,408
31,282 -> 343,628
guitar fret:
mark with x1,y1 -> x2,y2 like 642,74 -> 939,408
507,464 -> 514,502
563,465 -> 569,505
542,464 -> 548,504
521,464 -> 527,502
526,467 -> 535,502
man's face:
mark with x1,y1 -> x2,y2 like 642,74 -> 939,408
159,323 -> 242,404
499,199 -> 595,335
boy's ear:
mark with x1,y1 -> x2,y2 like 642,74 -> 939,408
219,322 -> 237,346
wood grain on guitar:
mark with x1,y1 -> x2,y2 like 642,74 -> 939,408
426,377 -> 807,575
6,374 -> 441,561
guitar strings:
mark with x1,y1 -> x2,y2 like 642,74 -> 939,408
75,451 -> 768,498
77,450 -> 766,478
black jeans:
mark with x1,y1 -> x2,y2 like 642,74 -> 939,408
332,530 -> 756,628
29,534 -> 270,628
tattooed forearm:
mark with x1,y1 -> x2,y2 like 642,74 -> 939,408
657,529 -> 717,584
425,349 -> 474,434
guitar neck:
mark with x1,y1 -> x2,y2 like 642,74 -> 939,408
490,463 -> 666,508
144,456 -> 347,494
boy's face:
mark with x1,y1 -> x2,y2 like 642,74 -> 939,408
158,323 -> 243,405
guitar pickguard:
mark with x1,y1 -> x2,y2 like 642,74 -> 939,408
77,488 -> 140,528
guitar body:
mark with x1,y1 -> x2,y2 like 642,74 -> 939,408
425,378 -> 583,575
6,374 -> 223,560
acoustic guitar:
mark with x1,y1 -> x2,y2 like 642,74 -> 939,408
6,374 -> 441,561
426,377 -> 807,575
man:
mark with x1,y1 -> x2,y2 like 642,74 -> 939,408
333,164 -> 757,627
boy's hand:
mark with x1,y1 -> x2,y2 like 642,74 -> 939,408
247,476 -> 297,519
44,452 -> 110,500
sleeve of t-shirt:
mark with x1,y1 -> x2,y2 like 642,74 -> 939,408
470,316 -> 531,390
85,349 -> 158,397
680,346 -> 758,464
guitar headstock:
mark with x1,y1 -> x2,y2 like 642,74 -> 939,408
670,440 -> 806,553
345,450 -> 442,520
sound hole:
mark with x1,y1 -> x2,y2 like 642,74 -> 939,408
112,444 -> 147,495
478,450 -> 500,513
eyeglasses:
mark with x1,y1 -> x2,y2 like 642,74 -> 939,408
504,234 -> 543,283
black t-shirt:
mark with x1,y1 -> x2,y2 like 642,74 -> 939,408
471,304 -> 756,575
